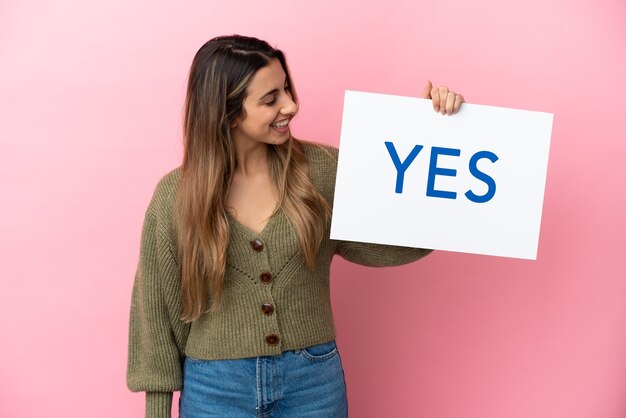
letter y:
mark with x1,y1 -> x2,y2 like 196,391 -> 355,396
384,141 -> 423,193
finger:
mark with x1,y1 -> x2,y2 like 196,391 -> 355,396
445,92 -> 456,115
437,86 -> 449,114
453,94 -> 464,114
430,87 -> 440,112
421,80 -> 433,99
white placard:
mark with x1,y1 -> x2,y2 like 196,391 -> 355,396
330,90 -> 553,260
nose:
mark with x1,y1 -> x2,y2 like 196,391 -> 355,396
280,95 -> 298,116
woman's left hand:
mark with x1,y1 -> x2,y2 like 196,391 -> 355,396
421,80 -> 464,116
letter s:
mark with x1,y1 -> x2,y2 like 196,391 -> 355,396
465,151 -> 498,203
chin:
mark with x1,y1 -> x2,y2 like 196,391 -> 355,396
271,135 -> 291,145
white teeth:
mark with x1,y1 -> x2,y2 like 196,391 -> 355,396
272,119 -> 289,128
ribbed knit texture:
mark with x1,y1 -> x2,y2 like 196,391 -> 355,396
127,141 -> 432,417
145,393 -> 172,418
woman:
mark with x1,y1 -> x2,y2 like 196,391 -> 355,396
127,34 -> 464,418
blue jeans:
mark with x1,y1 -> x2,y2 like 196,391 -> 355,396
179,340 -> 348,418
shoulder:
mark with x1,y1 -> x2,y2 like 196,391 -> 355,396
297,139 -> 339,204
146,166 -> 181,222
155,166 -> 181,197
299,139 -> 338,176
300,140 -> 338,162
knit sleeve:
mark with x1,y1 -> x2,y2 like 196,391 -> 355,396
127,182 -> 190,418
335,241 -> 432,267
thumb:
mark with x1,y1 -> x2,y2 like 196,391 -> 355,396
421,80 -> 433,99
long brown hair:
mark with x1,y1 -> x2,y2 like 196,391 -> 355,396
176,35 -> 330,321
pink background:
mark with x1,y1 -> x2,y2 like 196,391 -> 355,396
1,1 -> 625,417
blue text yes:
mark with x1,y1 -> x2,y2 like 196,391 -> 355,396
384,141 -> 498,203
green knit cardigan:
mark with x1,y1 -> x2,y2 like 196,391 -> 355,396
127,141 -> 432,417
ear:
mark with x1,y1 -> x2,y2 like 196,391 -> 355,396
231,121 -> 237,128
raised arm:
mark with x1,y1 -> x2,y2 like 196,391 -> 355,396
324,80 -> 463,267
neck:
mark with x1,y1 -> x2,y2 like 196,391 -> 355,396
233,140 -> 269,177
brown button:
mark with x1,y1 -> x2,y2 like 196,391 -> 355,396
261,303 -> 274,315
260,272 -> 272,283
265,334 -> 279,346
251,239 -> 264,252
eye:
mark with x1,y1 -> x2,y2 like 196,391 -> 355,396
264,84 -> 291,106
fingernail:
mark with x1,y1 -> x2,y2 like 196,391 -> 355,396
435,106 -> 439,112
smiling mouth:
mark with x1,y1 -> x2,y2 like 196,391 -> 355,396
270,118 -> 290,128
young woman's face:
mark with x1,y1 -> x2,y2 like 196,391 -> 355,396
231,59 -> 298,147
